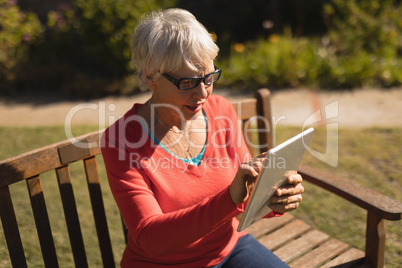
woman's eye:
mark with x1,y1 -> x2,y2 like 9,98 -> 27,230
180,79 -> 192,87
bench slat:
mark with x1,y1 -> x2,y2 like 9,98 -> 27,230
59,140 -> 91,165
245,213 -> 294,238
274,229 -> 329,263
0,186 -> 27,267
243,119 -> 257,156
232,99 -> 257,120
320,248 -> 365,268
259,219 -> 312,251
255,89 -> 274,151
56,166 -> 88,268
0,148 -> 61,187
0,131 -> 102,187
26,175 -> 59,268
84,157 -> 115,267
289,238 -> 349,268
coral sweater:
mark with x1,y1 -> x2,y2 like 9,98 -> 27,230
101,95 -> 274,267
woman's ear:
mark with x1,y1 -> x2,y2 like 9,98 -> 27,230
145,75 -> 157,91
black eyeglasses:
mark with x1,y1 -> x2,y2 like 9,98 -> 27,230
161,66 -> 222,90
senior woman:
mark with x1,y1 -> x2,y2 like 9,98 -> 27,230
101,8 -> 304,268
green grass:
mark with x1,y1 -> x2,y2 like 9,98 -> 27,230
0,126 -> 401,267
276,127 -> 402,268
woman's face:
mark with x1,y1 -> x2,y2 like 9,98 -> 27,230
149,60 -> 215,121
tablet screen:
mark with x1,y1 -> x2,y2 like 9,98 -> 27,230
237,128 -> 314,231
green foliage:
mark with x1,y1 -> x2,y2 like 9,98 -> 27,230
217,34 -> 318,88
322,0 -> 402,87
323,0 -> 401,58
12,0 -> 176,96
1,0 -> 401,94
0,0 -> 43,85
48,0 -> 176,75
218,0 -> 402,89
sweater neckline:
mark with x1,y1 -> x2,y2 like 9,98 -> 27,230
133,101 -> 215,169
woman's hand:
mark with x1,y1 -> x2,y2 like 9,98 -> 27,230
269,172 -> 304,213
229,153 -> 267,205
230,154 -> 305,213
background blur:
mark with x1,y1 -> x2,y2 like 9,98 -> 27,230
1,0 -> 401,97
1,1 -> 402,267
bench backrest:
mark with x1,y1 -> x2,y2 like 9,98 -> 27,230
0,89 -> 273,267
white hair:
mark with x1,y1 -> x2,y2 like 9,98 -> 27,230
130,8 -> 219,89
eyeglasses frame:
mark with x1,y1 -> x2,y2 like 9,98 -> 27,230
161,66 -> 222,90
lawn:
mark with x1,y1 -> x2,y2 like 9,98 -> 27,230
276,127 -> 402,268
0,126 -> 401,267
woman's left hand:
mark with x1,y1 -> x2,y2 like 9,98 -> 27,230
269,173 -> 304,213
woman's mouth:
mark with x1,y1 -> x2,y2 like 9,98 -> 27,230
185,103 -> 203,113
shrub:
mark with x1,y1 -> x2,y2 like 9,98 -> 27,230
323,0 -> 401,58
3,0 -> 402,94
14,0 -> 177,96
218,0 -> 402,89
217,33 -> 323,89
322,0 -> 402,87
48,0 -> 177,76
0,0 -> 43,91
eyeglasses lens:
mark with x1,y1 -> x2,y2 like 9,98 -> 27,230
179,79 -> 198,89
178,69 -> 221,90
207,72 -> 220,84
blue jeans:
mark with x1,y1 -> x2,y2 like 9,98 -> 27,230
211,234 -> 289,268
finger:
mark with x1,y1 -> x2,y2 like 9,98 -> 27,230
240,163 -> 259,177
230,165 -> 260,205
250,160 -> 264,174
271,194 -> 302,204
250,152 -> 267,166
255,151 -> 268,159
246,156 -> 265,166
246,178 -> 256,193
269,201 -> 300,213
276,183 -> 304,196
241,158 -> 265,177
287,173 -> 303,184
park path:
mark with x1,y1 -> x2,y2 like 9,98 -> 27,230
0,87 -> 401,128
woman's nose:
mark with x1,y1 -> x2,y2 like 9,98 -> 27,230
193,82 -> 210,99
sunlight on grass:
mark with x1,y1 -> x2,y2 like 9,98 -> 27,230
0,126 -> 401,267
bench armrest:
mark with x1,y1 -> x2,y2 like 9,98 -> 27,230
298,165 -> 402,221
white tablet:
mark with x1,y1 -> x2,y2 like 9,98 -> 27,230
237,128 -> 314,231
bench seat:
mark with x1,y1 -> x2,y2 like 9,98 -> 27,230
246,214 -> 365,267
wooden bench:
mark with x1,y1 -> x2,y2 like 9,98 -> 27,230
1,89 -> 401,267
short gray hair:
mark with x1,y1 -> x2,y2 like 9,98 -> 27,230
130,8 -> 219,89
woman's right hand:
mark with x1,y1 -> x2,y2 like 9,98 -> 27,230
229,153 -> 267,205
